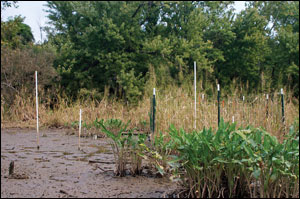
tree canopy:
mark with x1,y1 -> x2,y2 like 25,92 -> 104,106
1,15 -> 34,48
2,1 -> 298,104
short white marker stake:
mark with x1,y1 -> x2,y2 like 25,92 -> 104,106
79,109 -> 82,150
35,71 -> 39,150
232,116 -> 235,123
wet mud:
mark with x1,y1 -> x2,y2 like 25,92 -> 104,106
1,128 -> 177,198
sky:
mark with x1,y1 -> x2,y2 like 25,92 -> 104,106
2,1 -> 49,43
2,1 -> 246,44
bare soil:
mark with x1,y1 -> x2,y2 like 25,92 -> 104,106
1,128 -> 177,198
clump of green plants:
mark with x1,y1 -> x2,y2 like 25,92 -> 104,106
139,130 -> 173,177
149,118 -> 299,198
70,120 -> 92,130
127,132 -> 147,176
97,118 -> 130,176
97,118 -> 147,177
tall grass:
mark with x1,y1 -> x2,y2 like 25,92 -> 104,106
1,85 -> 299,141
155,86 -> 299,140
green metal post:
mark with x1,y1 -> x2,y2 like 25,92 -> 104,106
266,94 -> 269,118
281,89 -> 285,123
153,88 -> 156,134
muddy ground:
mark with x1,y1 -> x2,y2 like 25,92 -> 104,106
1,128 -> 178,198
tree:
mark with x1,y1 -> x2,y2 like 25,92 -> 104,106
45,1 -> 147,103
1,15 -> 34,48
220,6 -> 270,93
249,1 -> 299,96
1,1 -> 18,13
44,1 -> 299,101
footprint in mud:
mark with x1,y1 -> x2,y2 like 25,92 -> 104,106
52,155 -> 64,158
17,156 -> 27,159
34,157 -> 50,162
23,147 -> 35,150
5,147 -> 15,150
7,151 -> 17,154
49,175 -> 66,182
62,152 -> 73,156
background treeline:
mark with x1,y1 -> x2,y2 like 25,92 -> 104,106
1,1 -> 299,105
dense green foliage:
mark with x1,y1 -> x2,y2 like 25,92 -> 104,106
1,1 -> 299,104
1,15 -> 34,48
43,1 -> 299,103
87,117 -> 299,197
145,119 -> 299,198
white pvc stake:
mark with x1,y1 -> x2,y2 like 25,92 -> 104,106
79,109 -> 82,150
243,96 -> 245,102
266,94 -> 269,100
194,61 -> 196,129
153,88 -> 156,96
35,71 -> 39,149
232,116 -> 235,123
281,88 -> 283,95
217,84 -> 220,91
202,94 -> 204,100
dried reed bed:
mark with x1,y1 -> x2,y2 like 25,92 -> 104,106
155,87 -> 299,140
1,86 -> 298,140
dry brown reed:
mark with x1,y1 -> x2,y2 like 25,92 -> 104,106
1,86 -> 299,141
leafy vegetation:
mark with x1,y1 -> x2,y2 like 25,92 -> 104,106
1,1 -> 299,105
144,119 -> 299,198
1,2 -> 299,197
41,1 -> 299,102
72,117 -> 298,198
96,118 -> 147,177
